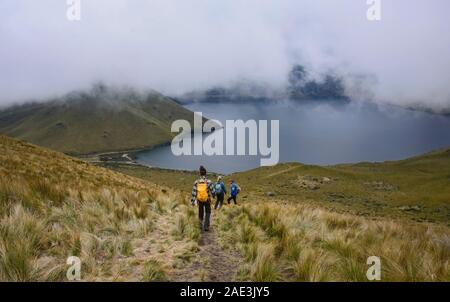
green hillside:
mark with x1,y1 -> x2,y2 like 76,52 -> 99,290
232,149 -> 450,224
101,150 -> 450,281
105,148 -> 450,225
0,135 -> 448,281
0,84 -> 198,155
0,135 -> 203,281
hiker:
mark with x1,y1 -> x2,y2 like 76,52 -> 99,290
191,165 -> 215,231
227,179 -> 241,205
214,176 -> 227,210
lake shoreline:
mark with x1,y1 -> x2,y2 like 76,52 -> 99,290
134,101 -> 450,174
75,141 -> 172,164
76,100 -> 450,174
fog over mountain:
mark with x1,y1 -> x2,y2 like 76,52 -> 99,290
1,0 -> 449,112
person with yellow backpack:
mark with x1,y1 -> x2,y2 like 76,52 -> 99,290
191,165 -> 215,231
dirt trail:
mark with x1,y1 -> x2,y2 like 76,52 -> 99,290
108,214 -> 185,281
265,165 -> 300,178
198,227 -> 241,281
171,225 -> 242,281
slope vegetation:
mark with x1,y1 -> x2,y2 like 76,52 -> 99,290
106,148 -> 450,224
1,135 -> 448,281
106,151 -> 450,281
0,85 -> 198,155
233,149 -> 450,224
0,135 -> 204,281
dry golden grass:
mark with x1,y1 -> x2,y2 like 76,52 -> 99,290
2,135 -> 449,282
102,151 -> 450,282
217,201 -> 450,281
0,135 -> 198,281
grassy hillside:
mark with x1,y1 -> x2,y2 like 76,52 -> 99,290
215,199 -> 449,281
0,135 -> 203,281
1,135 -> 449,281
102,152 -> 450,281
233,149 -> 450,224
107,148 -> 450,225
0,84 -> 199,155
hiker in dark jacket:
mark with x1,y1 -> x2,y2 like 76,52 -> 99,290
214,176 -> 227,210
227,179 -> 241,205
191,166 -> 215,231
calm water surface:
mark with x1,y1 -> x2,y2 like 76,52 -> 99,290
136,101 -> 450,174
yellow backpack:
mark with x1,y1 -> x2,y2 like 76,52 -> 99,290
196,180 -> 209,202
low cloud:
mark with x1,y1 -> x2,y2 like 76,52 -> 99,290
0,0 -> 449,112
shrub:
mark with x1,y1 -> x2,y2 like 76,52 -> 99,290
142,260 -> 167,281
250,244 -> 279,281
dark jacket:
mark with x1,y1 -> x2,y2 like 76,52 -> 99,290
214,181 -> 227,195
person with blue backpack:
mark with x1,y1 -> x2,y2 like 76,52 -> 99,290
214,176 -> 227,210
227,179 -> 241,205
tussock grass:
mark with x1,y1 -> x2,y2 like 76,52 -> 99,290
218,200 -> 450,281
242,242 -> 259,262
173,214 -> 188,239
238,222 -> 257,244
250,244 -> 279,281
3,135 -> 449,282
142,259 -> 167,281
107,146 -> 450,282
0,205 -> 56,281
291,250 -> 332,282
172,205 -> 200,241
0,135 -> 195,281
281,233 -> 302,261
29,179 -> 67,206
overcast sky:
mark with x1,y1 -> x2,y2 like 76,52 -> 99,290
1,0 -> 449,111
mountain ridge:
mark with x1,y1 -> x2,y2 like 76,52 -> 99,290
0,84 -> 199,155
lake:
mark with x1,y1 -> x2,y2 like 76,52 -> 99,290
135,100 -> 450,174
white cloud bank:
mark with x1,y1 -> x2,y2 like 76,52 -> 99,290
0,0 -> 449,111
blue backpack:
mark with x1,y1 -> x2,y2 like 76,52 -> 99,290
215,182 -> 223,194
230,183 -> 239,197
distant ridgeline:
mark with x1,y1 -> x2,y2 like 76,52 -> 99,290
287,65 -> 348,101
175,64 -> 349,104
0,83 -> 198,155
